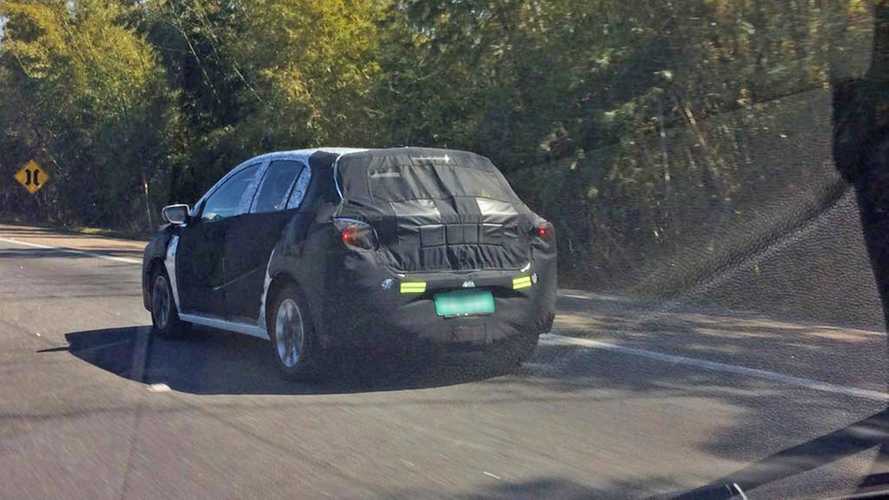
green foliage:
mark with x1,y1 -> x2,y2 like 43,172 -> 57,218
231,0 -> 386,149
0,0 -> 180,228
0,0 -> 880,286
377,0 -> 875,287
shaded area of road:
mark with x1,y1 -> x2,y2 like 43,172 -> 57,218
0,227 -> 887,499
556,291 -> 887,393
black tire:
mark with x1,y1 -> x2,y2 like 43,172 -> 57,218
149,267 -> 188,339
267,284 -> 323,380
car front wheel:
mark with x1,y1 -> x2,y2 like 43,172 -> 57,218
150,269 -> 188,338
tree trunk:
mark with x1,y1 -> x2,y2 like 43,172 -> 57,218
142,170 -> 153,229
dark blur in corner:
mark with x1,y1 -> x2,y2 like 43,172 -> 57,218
670,5 -> 889,498
834,0 -> 889,332
831,0 -> 889,495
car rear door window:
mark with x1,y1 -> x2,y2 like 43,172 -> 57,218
253,160 -> 304,213
201,164 -> 261,222
286,166 -> 313,209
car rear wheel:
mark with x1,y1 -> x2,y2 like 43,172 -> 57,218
268,285 -> 322,380
150,269 -> 188,338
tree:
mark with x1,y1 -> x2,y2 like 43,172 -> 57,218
230,0 -> 387,150
0,0 -> 180,228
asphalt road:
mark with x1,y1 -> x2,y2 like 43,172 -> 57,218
1,223 -> 887,499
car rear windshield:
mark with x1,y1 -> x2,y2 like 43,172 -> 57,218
366,163 -> 515,203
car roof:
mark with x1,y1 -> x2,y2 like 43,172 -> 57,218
248,146 -> 486,166
194,147 -> 487,212
248,148 -> 369,164
192,148 -> 368,211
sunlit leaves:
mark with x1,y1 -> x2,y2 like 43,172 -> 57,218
0,0 -> 179,228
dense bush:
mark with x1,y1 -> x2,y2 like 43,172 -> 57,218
0,0 -> 878,290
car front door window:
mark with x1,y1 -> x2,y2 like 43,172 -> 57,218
201,164 -> 261,222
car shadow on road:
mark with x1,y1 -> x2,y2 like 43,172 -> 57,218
58,326 -> 520,395
389,476 -> 608,500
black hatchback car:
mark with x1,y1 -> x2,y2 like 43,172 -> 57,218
142,147 -> 557,378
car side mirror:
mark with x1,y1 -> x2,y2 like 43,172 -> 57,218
162,204 -> 190,226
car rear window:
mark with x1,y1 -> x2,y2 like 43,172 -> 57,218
367,163 -> 514,202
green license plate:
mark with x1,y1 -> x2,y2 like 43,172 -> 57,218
434,289 -> 496,317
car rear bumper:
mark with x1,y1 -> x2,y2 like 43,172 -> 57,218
316,259 -> 557,352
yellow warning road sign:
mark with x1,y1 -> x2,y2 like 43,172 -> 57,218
14,160 -> 49,194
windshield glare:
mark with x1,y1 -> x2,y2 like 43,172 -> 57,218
0,1 -> 887,499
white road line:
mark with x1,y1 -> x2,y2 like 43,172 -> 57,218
559,293 -> 599,300
0,237 -> 142,264
558,291 -> 634,303
540,333 -> 889,402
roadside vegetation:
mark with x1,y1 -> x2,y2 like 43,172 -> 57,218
0,0 -> 877,290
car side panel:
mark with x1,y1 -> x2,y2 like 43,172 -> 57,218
224,209 -> 300,321
260,159 -> 342,329
176,219 -> 230,316
265,207 -> 338,335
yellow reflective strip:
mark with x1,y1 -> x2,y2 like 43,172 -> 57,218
512,276 -> 532,289
400,282 -> 427,293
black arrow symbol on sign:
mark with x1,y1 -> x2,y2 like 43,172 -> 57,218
24,169 -> 41,187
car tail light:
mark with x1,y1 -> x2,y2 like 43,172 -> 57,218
335,219 -> 378,250
534,221 -> 554,240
